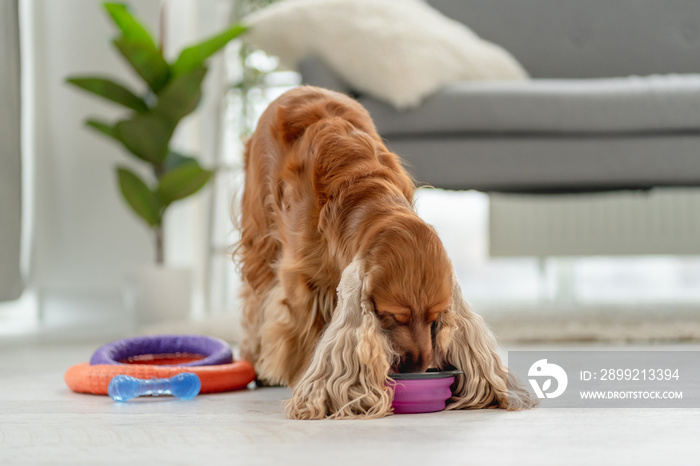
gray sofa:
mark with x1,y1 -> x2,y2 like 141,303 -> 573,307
299,0 -> 700,193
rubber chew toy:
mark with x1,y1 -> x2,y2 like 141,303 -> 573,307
108,373 -> 201,402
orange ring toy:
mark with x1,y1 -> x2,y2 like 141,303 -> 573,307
65,360 -> 256,395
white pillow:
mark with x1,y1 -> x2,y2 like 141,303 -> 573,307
243,0 -> 529,109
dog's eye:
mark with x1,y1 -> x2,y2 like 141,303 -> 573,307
373,309 -> 396,327
374,308 -> 410,327
431,320 -> 440,334
372,299 -> 411,324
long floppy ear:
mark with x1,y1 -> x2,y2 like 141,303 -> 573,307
438,277 -> 537,411
286,258 -> 396,419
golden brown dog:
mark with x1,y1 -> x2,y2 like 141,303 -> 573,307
236,86 -> 535,419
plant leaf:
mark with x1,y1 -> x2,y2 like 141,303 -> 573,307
113,38 -> 170,94
67,76 -> 148,113
171,24 -> 248,77
156,163 -> 212,206
103,2 -> 158,50
86,118 -> 118,140
116,166 -> 161,226
114,113 -> 173,164
164,151 -> 199,171
153,66 -> 208,126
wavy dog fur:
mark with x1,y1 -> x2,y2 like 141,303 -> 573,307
236,86 -> 536,419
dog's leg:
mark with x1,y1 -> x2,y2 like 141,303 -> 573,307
239,281 -> 262,365
241,281 -> 284,387
238,239 -> 279,379
237,137 -> 284,374
256,269 -> 335,385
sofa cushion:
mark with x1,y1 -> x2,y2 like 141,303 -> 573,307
360,74 -> 700,136
244,0 -> 528,109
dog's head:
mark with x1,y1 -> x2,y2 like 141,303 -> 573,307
287,223 -> 537,419
363,216 -> 453,374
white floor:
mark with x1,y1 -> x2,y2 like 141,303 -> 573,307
1,339 -> 698,466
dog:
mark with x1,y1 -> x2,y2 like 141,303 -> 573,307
236,86 -> 535,419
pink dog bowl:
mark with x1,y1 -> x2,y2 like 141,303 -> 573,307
389,370 -> 463,414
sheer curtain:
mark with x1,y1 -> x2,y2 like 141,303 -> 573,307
0,0 -> 23,302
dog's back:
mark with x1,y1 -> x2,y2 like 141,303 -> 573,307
237,86 -> 414,382
238,86 -> 413,294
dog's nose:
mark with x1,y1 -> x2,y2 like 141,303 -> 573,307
398,351 -> 432,373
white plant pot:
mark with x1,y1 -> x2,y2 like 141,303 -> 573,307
124,265 -> 193,326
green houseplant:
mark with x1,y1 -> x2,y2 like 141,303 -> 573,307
66,2 -> 247,324
67,2 -> 247,265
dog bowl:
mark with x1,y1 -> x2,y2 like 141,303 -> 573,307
389,369 -> 463,414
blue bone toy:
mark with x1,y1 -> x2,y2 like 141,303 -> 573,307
108,373 -> 201,402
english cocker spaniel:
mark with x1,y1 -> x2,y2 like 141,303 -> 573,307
236,86 -> 535,419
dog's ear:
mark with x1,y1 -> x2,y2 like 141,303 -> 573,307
286,258 -> 395,419
276,89 -> 329,145
438,276 -> 537,410
277,103 -> 320,144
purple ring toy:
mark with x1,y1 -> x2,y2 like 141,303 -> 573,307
89,334 -> 233,367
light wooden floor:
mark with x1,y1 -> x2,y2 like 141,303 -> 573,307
1,339 -> 698,465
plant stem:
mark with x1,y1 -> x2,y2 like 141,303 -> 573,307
159,0 -> 171,53
154,225 -> 164,265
